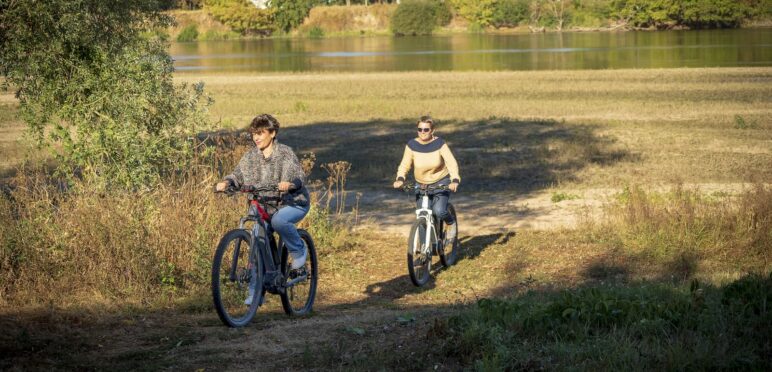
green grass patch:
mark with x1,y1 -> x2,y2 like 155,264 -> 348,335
551,191 -> 580,203
440,273 -> 772,370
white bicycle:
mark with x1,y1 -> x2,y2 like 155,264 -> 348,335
401,183 -> 459,287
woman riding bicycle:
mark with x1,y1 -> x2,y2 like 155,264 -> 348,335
392,115 -> 460,241
215,114 -> 310,271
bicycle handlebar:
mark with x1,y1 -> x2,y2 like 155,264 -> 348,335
399,183 -> 450,193
215,184 -> 281,196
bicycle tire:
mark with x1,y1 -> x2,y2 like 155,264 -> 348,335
439,203 -> 459,267
407,219 -> 433,286
211,229 -> 263,327
280,230 -> 318,316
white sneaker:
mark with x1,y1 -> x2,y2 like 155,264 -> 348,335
245,287 -> 265,306
290,249 -> 307,270
244,287 -> 255,306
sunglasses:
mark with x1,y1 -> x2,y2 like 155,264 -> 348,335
417,127 -> 432,133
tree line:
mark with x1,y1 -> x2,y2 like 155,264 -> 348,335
167,0 -> 771,37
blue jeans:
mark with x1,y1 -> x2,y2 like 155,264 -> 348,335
271,205 -> 310,256
416,177 -> 454,225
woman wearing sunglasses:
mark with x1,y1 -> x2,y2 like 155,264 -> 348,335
393,115 -> 461,241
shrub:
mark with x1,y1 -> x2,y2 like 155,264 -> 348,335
0,0 -> 212,189
391,0 -> 438,36
206,0 -> 274,35
570,0 -> 613,28
307,25 -> 325,38
176,24 -> 199,41
612,0 -> 751,29
451,0 -> 496,27
680,0 -> 750,28
434,0 -> 454,26
272,0 -> 316,33
491,0 -> 529,28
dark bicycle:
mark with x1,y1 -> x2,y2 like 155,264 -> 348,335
400,183 -> 460,286
212,185 -> 318,327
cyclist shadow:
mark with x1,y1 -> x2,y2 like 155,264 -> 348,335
457,231 -> 516,261
360,272 -> 437,305
352,232 -> 516,306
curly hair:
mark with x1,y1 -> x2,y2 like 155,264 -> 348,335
247,114 -> 281,135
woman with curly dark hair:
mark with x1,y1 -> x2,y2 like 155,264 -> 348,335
215,114 -> 310,289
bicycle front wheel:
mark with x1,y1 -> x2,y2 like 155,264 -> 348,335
407,219 -> 433,287
439,203 -> 459,267
211,229 -> 263,327
280,230 -> 318,316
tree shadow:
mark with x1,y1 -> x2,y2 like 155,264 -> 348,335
579,249 -> 701,285
275,117 -> 638,193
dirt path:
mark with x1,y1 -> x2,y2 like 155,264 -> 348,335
350,183 -> 754,236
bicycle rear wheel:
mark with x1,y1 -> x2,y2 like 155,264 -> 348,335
439,203 -> 459,267
280,230 -> 318,316
407,219 -> 433,287
211,229 -> 263,327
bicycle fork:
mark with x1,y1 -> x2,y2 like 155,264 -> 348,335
416,194 -> 437,256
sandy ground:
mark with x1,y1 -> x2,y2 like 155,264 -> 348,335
347,183 -> 756,237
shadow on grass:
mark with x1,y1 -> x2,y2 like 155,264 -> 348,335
579,249 -> 701,285
208,117 -> 638,193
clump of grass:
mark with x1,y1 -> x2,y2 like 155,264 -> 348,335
307,26 -> 325,39
176,25 -> 199,42
551,191 -> 579,203
440,273 -> 772,370
603,184 -> 771,277
734,115 -> 757,129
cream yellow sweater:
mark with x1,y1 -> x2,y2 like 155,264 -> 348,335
396,137 -> 461,185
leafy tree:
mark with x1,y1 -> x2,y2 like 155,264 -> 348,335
391,0 -> 439,35
0,0 -> 211,189
680,0 -> 750,28
611,0 -> 751,29
206,0 -> 275,35
271,0 -> 317,33
433,0 -> 454,26
451,0 -> 496,27
492,0 -> 530,28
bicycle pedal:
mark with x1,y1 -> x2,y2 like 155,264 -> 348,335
289,267 -> 307,279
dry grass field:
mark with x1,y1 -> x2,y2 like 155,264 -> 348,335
1,67 -> 770,369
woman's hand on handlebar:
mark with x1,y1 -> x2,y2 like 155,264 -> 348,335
278,181 -> 293,192
393,180 -> 404,189
215,181 -> 229,192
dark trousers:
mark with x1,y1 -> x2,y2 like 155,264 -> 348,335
415,177 -> 454,225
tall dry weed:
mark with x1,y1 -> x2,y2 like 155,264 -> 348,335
0,145 -> 360,308
604,184 -> 771,274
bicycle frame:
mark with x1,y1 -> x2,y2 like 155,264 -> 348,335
234,193 -> 307,294
414,192 -> 440,256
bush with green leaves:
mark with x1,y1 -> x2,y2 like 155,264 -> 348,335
206,0 -> 275,35
450,0 -> 496,27
491,0 -> 529,28
0,0 -> 211,189
434,0 -> 454,26
391,0 -> 439,36
177,24 -> 200,41
271,0 -> 317,33
611,0 -> 751,29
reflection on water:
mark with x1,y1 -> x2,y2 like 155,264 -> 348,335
170,29 -> 771,72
